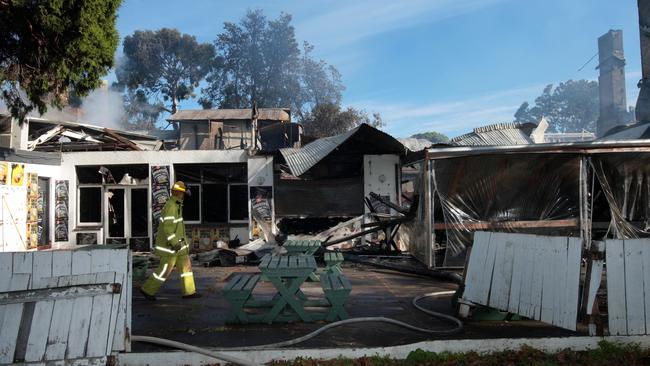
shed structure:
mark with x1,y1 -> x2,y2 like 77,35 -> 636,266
407,140 -> 650,268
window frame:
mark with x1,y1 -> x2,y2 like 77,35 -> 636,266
77,184 -> 103,227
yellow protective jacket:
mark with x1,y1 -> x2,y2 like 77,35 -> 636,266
154,196 -> 189,257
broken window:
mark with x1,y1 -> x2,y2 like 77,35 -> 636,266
184,184 -> 201,223
131,188 -> 148,237
229,184 -> 248,222
202,183 -> 228,223
78,186 -> 102,225
174,163 -> 247,224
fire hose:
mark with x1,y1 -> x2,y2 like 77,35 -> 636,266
131,290 -> 463,366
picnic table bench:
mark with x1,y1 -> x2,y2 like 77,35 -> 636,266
320,273 -> 352,321
223,254 -> 352,324
324,251 -> 344,275
222,274 -> 261,323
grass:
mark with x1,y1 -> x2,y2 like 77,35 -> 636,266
269,341 -> 650,365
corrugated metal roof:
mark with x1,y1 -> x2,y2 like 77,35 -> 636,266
426,139 -> 650,160
450,122 -> 536,146
168,108 -> 290,122
280,124 -> 406,177
598,121 -> 650,140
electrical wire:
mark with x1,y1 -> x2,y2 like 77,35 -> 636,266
131,290 -> 463,365
578,51 -> 599,72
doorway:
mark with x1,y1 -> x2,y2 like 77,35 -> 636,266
105,186 -> 149,243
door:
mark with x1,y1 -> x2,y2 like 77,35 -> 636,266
37,177 -> 50,246
105,186 -> 149,244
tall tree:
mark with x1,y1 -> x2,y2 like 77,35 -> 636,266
0,0 -> 121,121
119,89 -> 164,131
200,10 -> 344,121
302,103 -> 383,138
115,28 -> 214,128
514,80 -> 600,133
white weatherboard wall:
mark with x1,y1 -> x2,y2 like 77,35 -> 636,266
1,163 -> 61,252
463,232 -> 582,330
0,247 -> 131,364
363,155 -> 400,246
605,239 -> 650,336
363,155 -> 400,211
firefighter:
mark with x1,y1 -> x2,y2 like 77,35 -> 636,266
140,181 -> 201,300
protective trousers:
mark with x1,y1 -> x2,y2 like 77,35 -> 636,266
141,254 -> 196,296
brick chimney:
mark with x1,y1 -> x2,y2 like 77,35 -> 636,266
596,30 -> 628,137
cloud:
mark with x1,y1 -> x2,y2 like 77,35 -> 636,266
348,83 -> 543,138
296,0 -> 503,51
355,70 -> 645,139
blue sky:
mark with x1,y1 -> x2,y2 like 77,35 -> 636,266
113,0 -> 642,138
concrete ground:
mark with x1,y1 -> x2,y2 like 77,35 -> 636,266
131,261 -> 582,352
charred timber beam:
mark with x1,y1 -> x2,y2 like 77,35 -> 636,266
103,128 -> 141,151
0,283 -> 120,305
323,227 -> 384,246
368,192 -> 410,215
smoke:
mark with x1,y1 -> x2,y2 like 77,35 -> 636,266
39,86 -> 126,130
0,83 -> 128,130
75,88 -> 126,130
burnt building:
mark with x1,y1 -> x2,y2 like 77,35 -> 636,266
167,108 -> 301,151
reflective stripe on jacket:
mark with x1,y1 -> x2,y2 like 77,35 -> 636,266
154,196 -> 189,257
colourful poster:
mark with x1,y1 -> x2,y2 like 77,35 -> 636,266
54,180 -> 69,242
26,173 -> 38,249
0,162 -> 8,185
151,166 -> 170,238
11,163 -> 24,186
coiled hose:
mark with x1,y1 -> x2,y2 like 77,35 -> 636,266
132,290 -> 463,366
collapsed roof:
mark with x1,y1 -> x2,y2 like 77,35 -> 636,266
279,123 -> 407,177
26,117 -> 162,151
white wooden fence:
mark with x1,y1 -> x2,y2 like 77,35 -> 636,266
0,247 -> 131,365
605,239 -> 650,336
463,232 -> 582,330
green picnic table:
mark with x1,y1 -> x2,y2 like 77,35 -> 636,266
258,254 -> 317,323
223,254 -> 352,324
